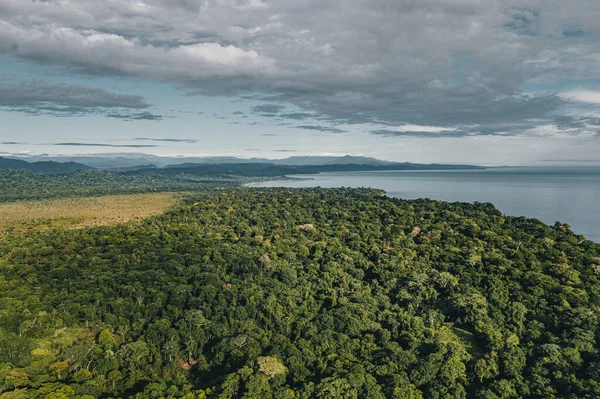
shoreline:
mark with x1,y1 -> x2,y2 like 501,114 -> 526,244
244,176 -> 314,187
241,170 -> 599,242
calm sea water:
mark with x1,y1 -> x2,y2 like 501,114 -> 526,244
249,167 -> 600,242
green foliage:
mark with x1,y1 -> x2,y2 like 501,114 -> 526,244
256,356 -> 287,379
0,188 -> 599,398
0,170 -> 249,203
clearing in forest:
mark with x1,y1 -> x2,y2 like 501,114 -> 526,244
0,192 -> 178,233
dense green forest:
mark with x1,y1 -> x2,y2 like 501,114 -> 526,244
0,170 -> 250,203
1,188 -> 599,398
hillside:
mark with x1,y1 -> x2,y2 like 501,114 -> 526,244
0,188 -> 599,398
0,156 -> 92,174
161,162 -> 482,175
7,154 -> 484,170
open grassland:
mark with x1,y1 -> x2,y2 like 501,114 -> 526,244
0,192 -> 178,233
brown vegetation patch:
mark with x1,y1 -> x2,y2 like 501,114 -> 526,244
0,193 -> 177,233
296,223 -> 316,232
177,358 -> 199,370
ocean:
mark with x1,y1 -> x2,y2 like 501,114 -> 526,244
248,167 -> 600,242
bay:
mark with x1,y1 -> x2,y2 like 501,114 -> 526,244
249,167 -> 600,242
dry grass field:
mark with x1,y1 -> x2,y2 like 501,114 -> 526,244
0,192 -> 178,233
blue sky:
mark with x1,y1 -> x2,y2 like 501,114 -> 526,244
1,0 -> 599,165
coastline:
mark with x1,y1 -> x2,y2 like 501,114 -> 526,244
242,168 -> 599,242
244,176 -> 314,187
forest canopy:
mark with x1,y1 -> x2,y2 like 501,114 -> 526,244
0,170 -> 246,203
1,187 -> 599,398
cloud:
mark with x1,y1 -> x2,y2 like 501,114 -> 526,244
368,122 -> 547,138
0,22 -> 276,79
371,129 -> 468,138
232,111 -> 244,115
522,124 -> 584,137
106,111 -> 163,121
0,78 -> 163,120
0,0 -> 599,137
371,119 -> 599,139
53,142 -> 159,148
1,141 -> 25,145
377,124 -> 459,133
279,112 -> 314,120
134,137 -> 198,143
559,91 -> 600,104
541,159 -> 600,163
251,104 -> 285,114
297,125 -> 346,133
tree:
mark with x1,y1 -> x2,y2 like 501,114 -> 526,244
256,356 -> 287,380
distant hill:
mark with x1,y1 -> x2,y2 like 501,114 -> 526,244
167,155 -> 401,167
139,162 -> 482,177
0,156 -> 92,174
164,160 -> 482,173
3,154 -> 167,169
9,153 -> 484,170
109,164 -> 158,172
269,155 -> 397,166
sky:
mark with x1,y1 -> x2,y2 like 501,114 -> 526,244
1,0 -> 599,165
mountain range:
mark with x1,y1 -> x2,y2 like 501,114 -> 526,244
3,153 -> 483,171
0,156 -> 92,174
